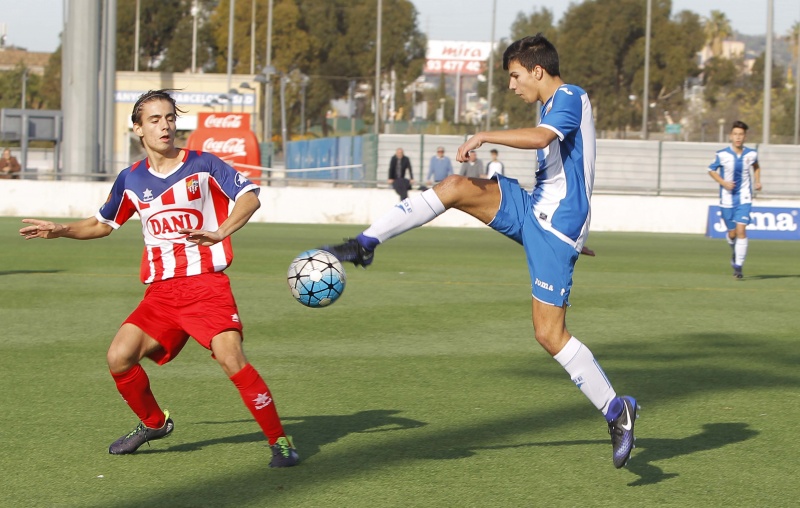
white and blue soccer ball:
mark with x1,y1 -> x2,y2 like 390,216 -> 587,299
287,249 -> 346,307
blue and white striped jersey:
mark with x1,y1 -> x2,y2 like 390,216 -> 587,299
708,146 -> 758,207
534,84 -> 596,248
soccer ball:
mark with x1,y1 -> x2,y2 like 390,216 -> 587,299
287,249 -> 346,307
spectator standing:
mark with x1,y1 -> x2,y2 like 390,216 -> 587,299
485,149 -> 505,178
459,150 -> 483,178
388,147 -> 414,200
426,146 -> 453,185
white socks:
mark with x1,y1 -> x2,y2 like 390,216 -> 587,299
734,238 -> 748,266
553,337 -> 617,416
362,189 -> 446,244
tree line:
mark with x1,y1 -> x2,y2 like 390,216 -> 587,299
1,0 -> 799,143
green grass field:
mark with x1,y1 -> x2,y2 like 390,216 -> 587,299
2,217 -> 799,507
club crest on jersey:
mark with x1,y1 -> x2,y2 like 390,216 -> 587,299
185,176 -> 201,201
142,188 -> 154,202
235,172 -> 249,187
146,209 -> 204,240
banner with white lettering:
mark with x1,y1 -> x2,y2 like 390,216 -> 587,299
706,206 -> 800,240
425,40 -> 492,76
186,112 -> 261,184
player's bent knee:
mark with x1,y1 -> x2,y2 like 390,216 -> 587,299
106,344 -> 138,373
216,353 -> 248,377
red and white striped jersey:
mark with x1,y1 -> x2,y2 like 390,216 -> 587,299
96,150 -> 259,284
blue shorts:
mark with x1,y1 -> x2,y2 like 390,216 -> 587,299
488,175 -> 579,307
721,203 -> 752,230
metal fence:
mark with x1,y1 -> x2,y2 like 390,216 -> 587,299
376,135 -> 800,198
9,136 -> 800,199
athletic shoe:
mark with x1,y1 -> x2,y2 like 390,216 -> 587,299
607,396 -> 639,468
733,264 -> 743,279
321,238 -> 374,267
269,436 -> 300,468
109,410 -> 174,455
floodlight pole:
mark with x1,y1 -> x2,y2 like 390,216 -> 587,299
763,0 -> 774,144
485,0 -> 496,130
642,0 -> 651,140
226,0 -> 235,108
374,0 -> 382,135
264,0 -> 274,145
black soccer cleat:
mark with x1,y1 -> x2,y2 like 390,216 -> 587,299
108,410 -> 174,455
732,264 -> 743,279
321,238 -> 374,267
269,436 -> 300,468
608,396 -> 639,468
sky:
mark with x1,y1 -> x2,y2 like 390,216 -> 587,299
0,0 -> 797,54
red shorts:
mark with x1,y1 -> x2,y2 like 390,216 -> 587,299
124,272 -> 244,365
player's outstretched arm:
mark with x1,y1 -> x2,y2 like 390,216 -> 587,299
19,217 -> 113,240
456,127 -> 557,162
180,190 -> 261,247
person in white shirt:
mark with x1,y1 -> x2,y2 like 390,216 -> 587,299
484,149 -> 504,178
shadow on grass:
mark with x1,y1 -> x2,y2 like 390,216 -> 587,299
744,274 -> 800,280
0,269 -> 62,276
141,410 -> 426,460
457,422 -> 757,487
96,332 -> 798,507
624,422 -> 758,486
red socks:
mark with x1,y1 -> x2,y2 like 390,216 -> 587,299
112,362 -> 285,444
111,364 -> 165,429
230,363 -> 286,445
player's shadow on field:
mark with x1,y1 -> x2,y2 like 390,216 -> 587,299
623,422 -> 758,486
455,422 -> 757,487
0,269 -> 62,276
745,274 -> 800,280
147,409 -> 426,459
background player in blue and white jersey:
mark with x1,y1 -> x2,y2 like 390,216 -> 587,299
19,89 -> 299,467
325,34 -> 638,469
707,120 -> 762,279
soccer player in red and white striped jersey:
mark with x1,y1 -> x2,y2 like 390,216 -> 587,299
19,89 -> 299,467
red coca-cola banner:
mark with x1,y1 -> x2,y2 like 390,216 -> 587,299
187,112 -> 261,184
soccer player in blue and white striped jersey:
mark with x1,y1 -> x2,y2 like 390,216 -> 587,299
707,120 -> 762,278
325,34 -> 638,469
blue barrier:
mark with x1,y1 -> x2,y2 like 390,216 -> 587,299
706,206 -> 800,240
285,136 -> 364,180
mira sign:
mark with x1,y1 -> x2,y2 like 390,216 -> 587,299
706,206 -> 800,240
425,40 -> 492,75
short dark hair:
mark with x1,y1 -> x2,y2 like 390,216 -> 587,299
131,89 -> 186,125
503,33 -> 560,76
732,120 -> 749,132
490,149 -> 498,155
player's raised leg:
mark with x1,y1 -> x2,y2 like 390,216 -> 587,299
212,332 -> 299,468
324,175 -> 501,266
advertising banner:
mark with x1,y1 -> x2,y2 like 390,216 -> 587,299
706,206 -> 800,240
186,112 -> 261,184
425,40 -> 492,75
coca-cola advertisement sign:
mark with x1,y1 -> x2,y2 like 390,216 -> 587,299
201,137 -> 247,155
188,112 -> 261,184
203,114 -> 244,129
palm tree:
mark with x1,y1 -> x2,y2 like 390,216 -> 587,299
703,10 -> 732,58
789,22 -> 800,66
